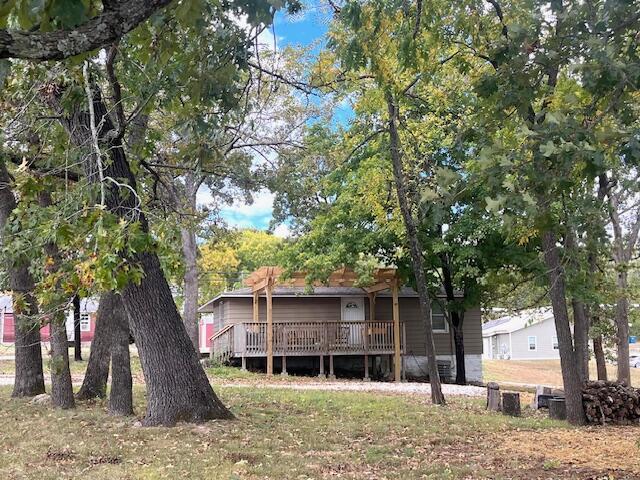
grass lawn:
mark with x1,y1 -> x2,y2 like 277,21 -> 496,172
484,359 -> 640,387
1,385 -> 639,480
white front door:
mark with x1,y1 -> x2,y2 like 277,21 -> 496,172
341,297 -> 365,321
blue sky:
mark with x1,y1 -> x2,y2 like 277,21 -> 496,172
199,5 -> 332,237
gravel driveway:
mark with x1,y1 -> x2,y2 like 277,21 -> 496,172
0,374 -> 485,397
219,380 -> 485,397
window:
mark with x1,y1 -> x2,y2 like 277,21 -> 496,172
431,304 -> 448,333
528,335 -> 537,351
80,313 -> 90,332
202,314 -> 214,325
552,336 -> 559,350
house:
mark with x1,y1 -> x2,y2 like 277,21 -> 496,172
482,307 -> 560,360
0,294 -> 98,345
198,267 -> 483,382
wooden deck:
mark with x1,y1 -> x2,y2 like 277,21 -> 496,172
212,321 -> 404,359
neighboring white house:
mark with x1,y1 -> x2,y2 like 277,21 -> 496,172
482,307 -> 561,360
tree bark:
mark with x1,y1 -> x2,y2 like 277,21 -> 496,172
0,0 -> 174,60
603,174 -> 634,386
47,81 -> 232,425
571,299 -> 590,383
76,291 -> 117,400
386,93 -> 445,405
108,293 -> 133,416
73,294 -> 82,361
592,332 -> 608,381
541,230 -> 585,425
49,313 -> 75,409
39,190 -> 75,409
181,225 -> 200,352
0,160 -> 46,397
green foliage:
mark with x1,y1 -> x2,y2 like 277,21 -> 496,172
199,229 -> 285,301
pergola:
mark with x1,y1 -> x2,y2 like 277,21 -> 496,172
244,266 -> 403,381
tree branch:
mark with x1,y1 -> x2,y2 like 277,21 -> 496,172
0,0 -> 174,60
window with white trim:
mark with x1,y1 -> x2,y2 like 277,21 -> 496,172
80,312 -> 90,332
528,335 -> 537,351
431,303 -> 448,333
552,335 -> 559,350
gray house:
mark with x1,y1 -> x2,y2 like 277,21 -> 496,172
199,267 -> 483,382
482,307 -> 560,360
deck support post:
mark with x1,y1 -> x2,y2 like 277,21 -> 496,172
241,356 -> 247,371
392,281 -> 401,383
328,354 -> 335,380
318,354 -> 325,378
281,355 -> 288,376
266,281 -> 274,376
365,293 -> 375,382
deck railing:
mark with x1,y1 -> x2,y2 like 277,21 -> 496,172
234,321 -> 402,357
210,324 -> 234,363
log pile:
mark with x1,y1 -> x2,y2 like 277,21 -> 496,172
582,381 -> 640,425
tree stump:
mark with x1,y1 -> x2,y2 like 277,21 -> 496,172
486,382 -> 501,412
532,385 -> 552,409
549,398 -> 567,420
502,392 -> 521,417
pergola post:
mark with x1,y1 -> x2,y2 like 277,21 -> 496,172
266,280 -> 274,376
392,280 -> 401,383
253,291 -> 259,322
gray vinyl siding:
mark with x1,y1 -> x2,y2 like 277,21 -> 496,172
510,317 -> 560,360
219,297 -> 342,325
373,298 -> 483,356
213,295 -> 483,356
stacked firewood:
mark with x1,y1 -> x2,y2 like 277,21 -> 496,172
582,380 -> 640,425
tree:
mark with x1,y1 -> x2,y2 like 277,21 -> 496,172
441,0 -> 640,424
1,0 -> 302,425
0,160 -> 45,398
76,292 -> 123,400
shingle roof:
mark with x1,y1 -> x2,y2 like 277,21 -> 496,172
482,307 -> 554,335
198,285 -> 426,313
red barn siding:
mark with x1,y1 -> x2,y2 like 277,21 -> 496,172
2,313 -> 51,343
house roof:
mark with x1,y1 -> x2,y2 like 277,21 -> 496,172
482,307 -> 553,336
198,285 -> 458,313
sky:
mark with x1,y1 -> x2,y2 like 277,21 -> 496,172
196,4 -> 332,238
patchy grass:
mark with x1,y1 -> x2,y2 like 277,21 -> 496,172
1,385 -> 638,479
484,359 -> 640,387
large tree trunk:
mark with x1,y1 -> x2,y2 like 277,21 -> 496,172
452,321 -> 466,385
541,230 -> 585,425
387,94 -> 445,405
571,299 -> 590,383
49,313 -> 75,409
108,293 -> 133,416
0,160 -> 46,397
181,226 -> 200,352
39,191 -> 75,409
47,80 -> 232,425
592,332 -> 608,381
76,292 -> 117,399
73,295 -> 82,361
